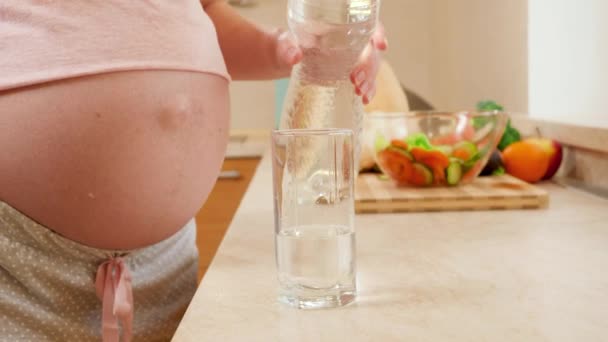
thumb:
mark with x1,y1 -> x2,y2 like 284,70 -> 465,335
275,30 -> 303,68
371,23 -> 388,51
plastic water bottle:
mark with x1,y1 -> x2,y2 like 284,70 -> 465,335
279,0 -> 380,171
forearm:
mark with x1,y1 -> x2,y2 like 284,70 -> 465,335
203,0 -> 287,80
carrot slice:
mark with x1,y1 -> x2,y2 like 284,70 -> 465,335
410,163 -> 433,186
390,139 -> 409,151
377,149 -> 414,185
432,167 -> 446,185
452,148 -> 471,161
411,148 -> 450,169
410,147 -> 450,186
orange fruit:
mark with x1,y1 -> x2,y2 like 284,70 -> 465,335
502,141 -> 550,183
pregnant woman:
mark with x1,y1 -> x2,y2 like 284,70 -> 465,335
0,1 -> 386,340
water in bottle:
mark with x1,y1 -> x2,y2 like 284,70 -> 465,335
280,0 -> 380,172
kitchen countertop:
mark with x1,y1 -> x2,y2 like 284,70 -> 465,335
173,151 -> 608,342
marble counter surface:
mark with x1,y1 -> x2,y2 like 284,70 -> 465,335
174,152 -> 608,342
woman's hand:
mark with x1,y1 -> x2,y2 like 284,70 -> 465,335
350,24 -> 388,104
273,29 -> 304,74
274,24 -> 388,104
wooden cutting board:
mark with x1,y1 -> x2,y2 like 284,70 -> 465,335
355,174 -> 549,213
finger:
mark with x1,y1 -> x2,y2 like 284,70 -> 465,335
371,23 -> 388,51
355,83 -> 362,96
353,48 -> 380,86
275,30 -> 303,66
359,80 -> 375,99
363,84 -> 377,104
350,44 -> 373,86
359,80 -> 372,96
351,69 -> 367,88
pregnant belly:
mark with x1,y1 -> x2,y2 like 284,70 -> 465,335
0,70 -> 230,249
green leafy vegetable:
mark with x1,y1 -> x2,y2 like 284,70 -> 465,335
476,100 -> 504,112
492,166 -> 506,176
480,149 -> 505,176
474,99 -> 521,151
473,100 -> 504,129
497,119 -> 521,151
405,133 -> 434,151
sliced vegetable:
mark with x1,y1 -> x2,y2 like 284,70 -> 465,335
449,157 -> 463,164
446,162 -> 462,186
410,147 -> 450,186
411,148 -> 450,169
390,139 -> 409,151
462,152 -> 482,172
378,174 -> 390,181
410,163 -> 433,186
452,141 -> 478,161
436,145 -> 454,156
377,124 -> 505,186
386,146 -> 413,160
432,167 -> 446,185
377,149 -> 414,184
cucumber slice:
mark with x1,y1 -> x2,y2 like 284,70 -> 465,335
446,162 -> 462,186
378,174 -> 390,181
449,157 -> 464,164
452,141 -> 478,161
436,145 -> 454,156
386,146 -> 413,160
412,163 -> 433,186
462,152 -> 481,170
454,141 -> 478,154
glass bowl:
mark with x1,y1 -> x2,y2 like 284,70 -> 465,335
364,111 -> 507,187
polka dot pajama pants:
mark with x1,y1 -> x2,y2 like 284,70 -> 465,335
0,201 -> 199,341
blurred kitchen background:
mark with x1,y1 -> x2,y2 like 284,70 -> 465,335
228,0 -> 607,130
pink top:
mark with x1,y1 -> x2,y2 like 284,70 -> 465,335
0,0 -> 230,91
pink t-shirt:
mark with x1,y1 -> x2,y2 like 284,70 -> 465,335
0,0 -> 230,91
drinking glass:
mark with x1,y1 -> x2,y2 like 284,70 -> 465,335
271,128 -> 356,309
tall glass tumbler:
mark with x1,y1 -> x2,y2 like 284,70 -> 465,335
271,129 -> 356,309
